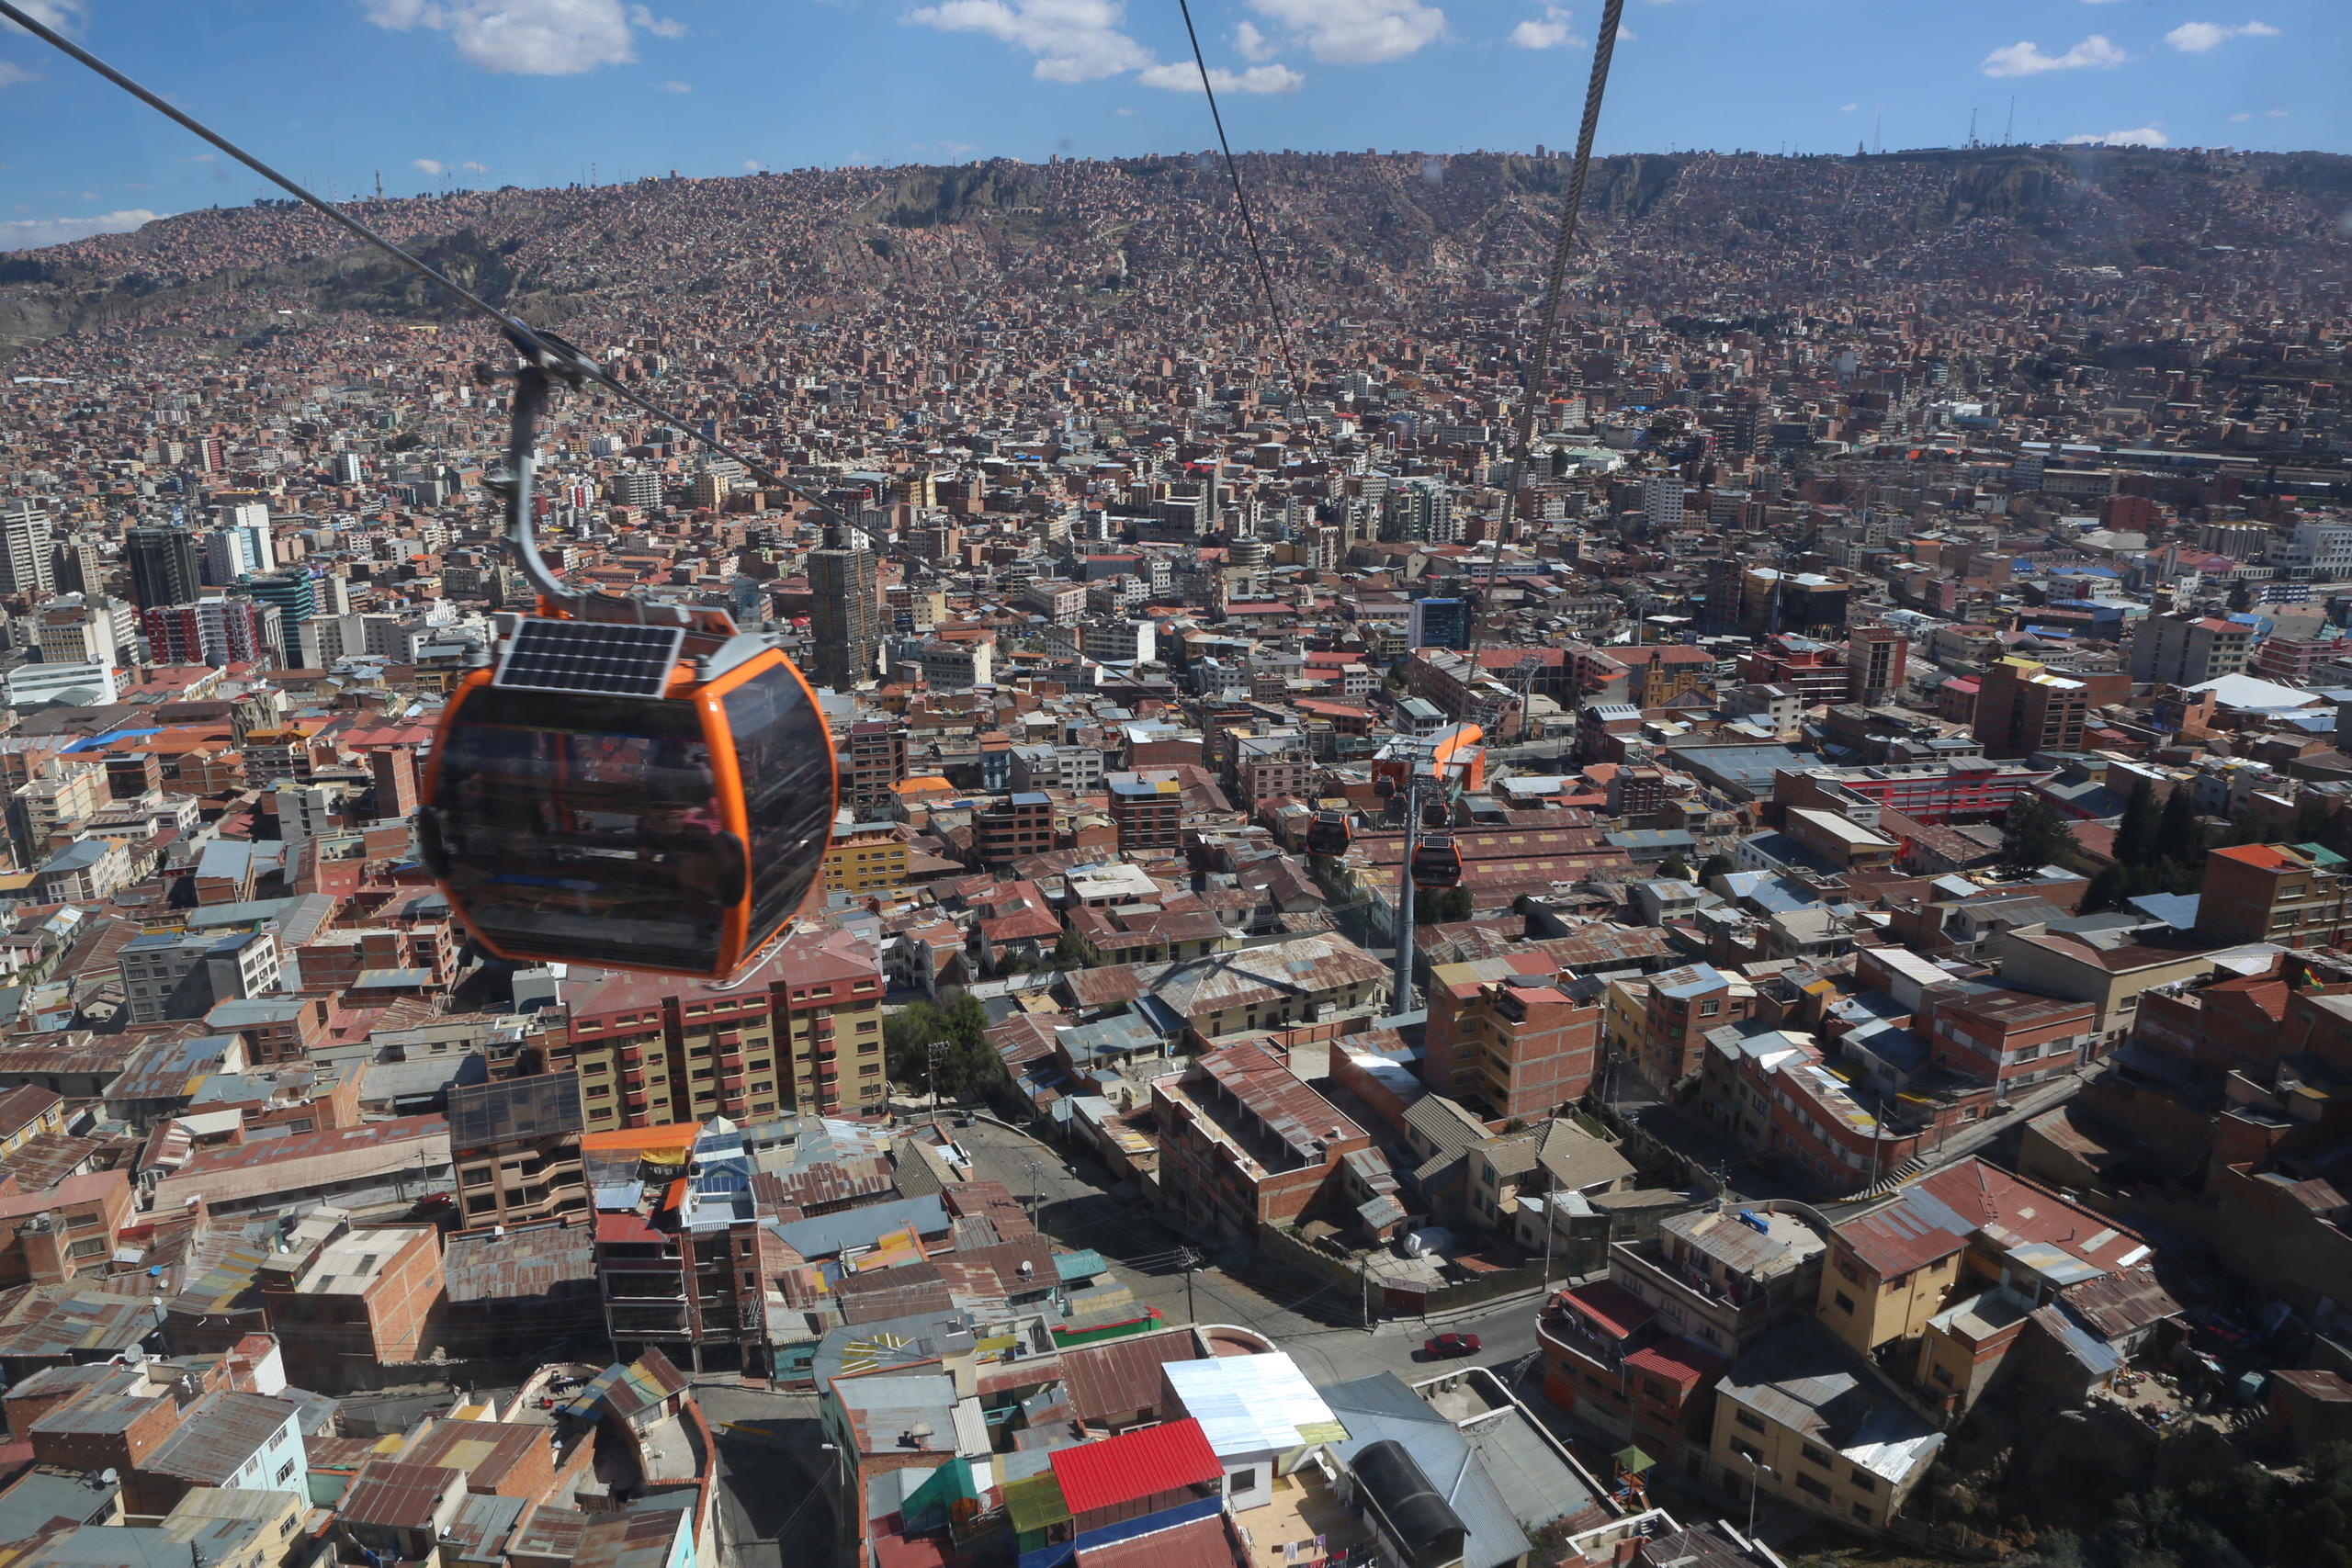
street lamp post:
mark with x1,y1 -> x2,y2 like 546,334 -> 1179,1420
1743,1454 -> 1775,1542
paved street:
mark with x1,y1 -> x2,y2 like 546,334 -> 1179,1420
698,1385 -> 838,1568
952,1117 -> 1558,1387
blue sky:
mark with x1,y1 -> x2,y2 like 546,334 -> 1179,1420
0,0 -> 2341,250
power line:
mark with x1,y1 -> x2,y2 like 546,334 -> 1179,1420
1493,0 -> 1628,614
0,0 -> 912,580
1172,0 -> 1306,402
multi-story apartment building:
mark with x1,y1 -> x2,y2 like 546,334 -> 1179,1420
1150,1042 -> 1374,1236
1970,656 -> 2088,759
563,930 -> 888,1126
1424,954 -> 1602,1121
845,720 -> 906,809
2199,840 -> 2352,948
824,824 -> 910,893
974,792 -> 1054,869
445,1072 -> 587,1230
1106,770 -> 1183,854
2129,611 -> 2253,687
255,1213 -> 445,1391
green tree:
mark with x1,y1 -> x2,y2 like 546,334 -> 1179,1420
2114,778 -> 2159,868
1415,886 -> 1473,925
2229,578 -> 2255,613
1697,852 -> 1736,885
1052,930 -> 1095,970
2081,863 -> 2130,914
1657,853 -> 1693,882
2000,794 -> 2071,878
2157,784 -> 2209,871
2294,793 -> 2335,846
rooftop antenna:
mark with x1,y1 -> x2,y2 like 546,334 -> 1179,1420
1967,107 -> 1977,149
373,169 -> 381,200
2003,96 -> 2016,145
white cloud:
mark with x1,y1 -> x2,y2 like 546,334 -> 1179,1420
742,158 -> 763,171
2165,19 -> 2278,51
0,58 -> 35,86
1136,59 -> 1303,91
2062,126 -> 2167,146
0,208 -> 159,251
655,78 -> 691,90
413,158 -> 445,175
2229,111 -> 2252,121
1509,4 -> 1577,50
1980,33 -> 2127,76
1839,101 -> 1858,112
0,2 -> 85,35
360,0 -> 666,74
1248,0 -> 1443,64
458,159 -> 489,173
901,0 -> 1150,81
2267,107 -> 2290,117
1614,21 -> 1633,39
1234,19 -> 1274,59
1114,106 -> 1136,115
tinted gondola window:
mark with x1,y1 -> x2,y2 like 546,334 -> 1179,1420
723,662 -> 834,938
434,686 -> 729,972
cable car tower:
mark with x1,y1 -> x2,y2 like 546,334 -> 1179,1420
1376,724 -> 1484,1010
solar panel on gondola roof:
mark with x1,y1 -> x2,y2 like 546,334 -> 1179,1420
492,617 -> 684,696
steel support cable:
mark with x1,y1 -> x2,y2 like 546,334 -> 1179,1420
1478,0 -> 1626,652
1173,0 -> 1306,404
0,0 -> 905,570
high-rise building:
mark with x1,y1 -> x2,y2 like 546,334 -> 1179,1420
1846,623 -> 1910,705
807,526 -> 877,691
331,452 -> 366,486
126,525 -> 202,609
142,596 -> 274,667
1642,474 -> 1686,533
2129,611 -> 2253,688
0,502 -> 55,597
51,539 -> 102,596
238,570 -> 318,636
1972,656 -> 2088,759
1407,596 -> 1473,651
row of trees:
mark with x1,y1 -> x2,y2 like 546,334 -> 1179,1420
2081,780 -> 2211,912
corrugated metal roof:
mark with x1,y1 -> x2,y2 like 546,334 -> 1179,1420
445,1071 -> 584,1150
1162,1353 -> 1345,1456
1050,1417 -> 1223,1514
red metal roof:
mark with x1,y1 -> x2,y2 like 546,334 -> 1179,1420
1555,1280 -> 1656,1341
1049,1417 -> 1222,1514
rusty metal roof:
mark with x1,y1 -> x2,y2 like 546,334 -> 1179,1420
337,1460 -> 463,1529
441,1218 -> 593,1305
142,1391 -> 298,1483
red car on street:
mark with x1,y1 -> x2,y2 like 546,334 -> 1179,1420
1423,1332 -> 1481,1359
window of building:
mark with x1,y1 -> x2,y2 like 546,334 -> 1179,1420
467,1194 -> 495,1214
861,1065 -> 882,1077
1849,1470 -> 1877,1492
1731,1439 -> 1761,1463
1734,1410 -> 1765,1434
1933,1364 -> 1954,1386
1801,1444 -> 1831,1469
1834,1292 -> 1855,1314
1851,1504 -> 1871,1523
1795,1474 -> 1831,1502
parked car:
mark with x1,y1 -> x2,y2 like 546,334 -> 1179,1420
1423,1332 -> 1481,1359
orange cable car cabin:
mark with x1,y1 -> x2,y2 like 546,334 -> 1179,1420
420,615 -> 835,979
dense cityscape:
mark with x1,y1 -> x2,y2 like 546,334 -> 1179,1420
0,139 -> 2346,1568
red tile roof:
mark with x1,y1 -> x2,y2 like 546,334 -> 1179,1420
1048,1416 -> 1222,1514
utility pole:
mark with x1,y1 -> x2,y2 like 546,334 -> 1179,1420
926,1039 -> 947,1130
1179,1247 -> 1198,1324
1023,1158 -> 1044,1224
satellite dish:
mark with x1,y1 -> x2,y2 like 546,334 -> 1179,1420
100,1469 -> 119,1485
